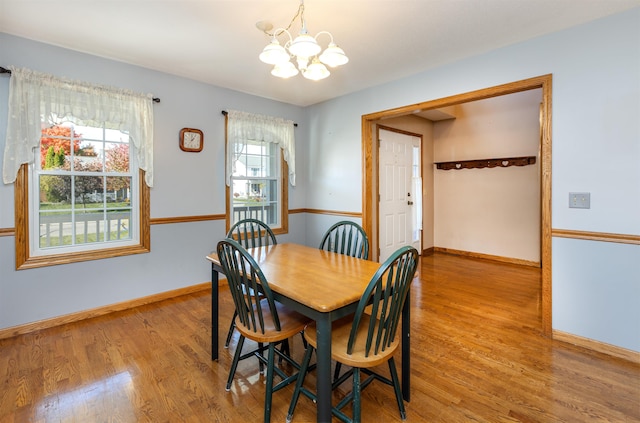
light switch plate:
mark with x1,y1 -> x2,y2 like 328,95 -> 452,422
569,192 -> 590,209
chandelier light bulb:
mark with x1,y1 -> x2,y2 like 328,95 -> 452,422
271,61 -> 299,78
319,43 -> 349,67
259,39 -> 290,65
289,33 -> 322,58
303,58 -> 330,81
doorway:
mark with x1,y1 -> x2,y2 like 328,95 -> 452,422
361,75 -> 553,337
377,127 -> 422,262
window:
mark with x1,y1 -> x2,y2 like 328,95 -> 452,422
224,110 -> 296,234
228,139 -> 286,230
4,67 -> 153,269
35,122 -> 138,251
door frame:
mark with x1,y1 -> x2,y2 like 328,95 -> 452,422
361,74 -> 553,337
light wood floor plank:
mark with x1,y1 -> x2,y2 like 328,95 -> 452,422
0,253 -> 638,422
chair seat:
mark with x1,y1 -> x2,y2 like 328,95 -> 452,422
236,299 -> 310,344
303,315 -> 400,368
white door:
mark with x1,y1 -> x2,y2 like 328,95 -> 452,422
378,129 -> 422,261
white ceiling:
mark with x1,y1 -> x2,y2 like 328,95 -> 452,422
1,0 -> 639,107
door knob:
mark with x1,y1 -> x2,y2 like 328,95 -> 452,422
408,201 -> 414,205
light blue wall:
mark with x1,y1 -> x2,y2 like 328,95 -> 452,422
304,8 -> 640,352
0,33 -> 307,329
1,8 -> 639,352
553,238 -> 639,351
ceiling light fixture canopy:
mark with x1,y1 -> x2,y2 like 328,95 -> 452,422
257,0 -> 348,81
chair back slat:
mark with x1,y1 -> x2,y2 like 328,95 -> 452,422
319,221 -> 369,259
217,238 -> 281,333
347,246 -> 418,357
227,218 -> 277,249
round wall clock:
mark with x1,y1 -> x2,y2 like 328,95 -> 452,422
179,128 -> 203,152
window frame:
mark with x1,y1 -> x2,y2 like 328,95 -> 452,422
14,164 -> 150,270
33,123 -> 140,254
225,144 -> 288,236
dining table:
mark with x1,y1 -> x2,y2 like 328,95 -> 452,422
206,242 -> 411,423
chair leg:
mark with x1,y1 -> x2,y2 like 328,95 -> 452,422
280,332 -> 306,365
258,342 -> 265,373
226,336 -> 245,390
279,339 -> 290,364
333,362 -> 343,381
286,345 -> 314,423
353,367 -> 361,423
224,311 -> 237,348
388,357 -> 407,420
264,343 -> 276,423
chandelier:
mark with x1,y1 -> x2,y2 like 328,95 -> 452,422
257,0 -> 349,81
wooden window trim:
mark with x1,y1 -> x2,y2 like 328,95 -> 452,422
14,165 -> 150,270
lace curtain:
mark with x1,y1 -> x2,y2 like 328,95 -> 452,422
2,66 -> 155,186
226,110 -> 296,186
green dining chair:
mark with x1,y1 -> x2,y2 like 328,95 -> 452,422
224,218 -> 277,348
319,221 -> 369,260
319,220 -> 370,381
286,245 -> 419,423
217,238 -> 310,423
227,217 -> 277,248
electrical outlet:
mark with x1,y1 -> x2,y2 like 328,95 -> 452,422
569,192 -> 590,209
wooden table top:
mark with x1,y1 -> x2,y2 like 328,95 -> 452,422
207,243 -> 381,312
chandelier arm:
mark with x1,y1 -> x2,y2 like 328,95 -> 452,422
271,27 -> 294,45
314,30 -> 335,44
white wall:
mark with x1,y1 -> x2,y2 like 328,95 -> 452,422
304,8 -> 640,352
433,89 -> 542,262
0,33 -> 307,329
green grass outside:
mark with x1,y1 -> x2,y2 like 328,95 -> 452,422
40,202 -> 130,211
40,230 -> 131,248
233,199 -> 267,205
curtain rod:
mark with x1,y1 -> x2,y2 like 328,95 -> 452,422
221,110 -> 297,127
0,66 -> 161,103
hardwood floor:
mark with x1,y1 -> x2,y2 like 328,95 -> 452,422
1,253 -> 638,422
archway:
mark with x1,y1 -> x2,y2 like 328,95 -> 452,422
361,74 -> 553,336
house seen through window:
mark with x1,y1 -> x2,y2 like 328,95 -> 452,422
229,139 -> 284,230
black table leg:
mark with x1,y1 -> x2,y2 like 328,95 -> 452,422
211,265 -> 219,361
315,315 -> 332,422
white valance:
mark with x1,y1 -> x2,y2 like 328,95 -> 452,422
2,66 -> 155,186
226,110 -> 296,186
